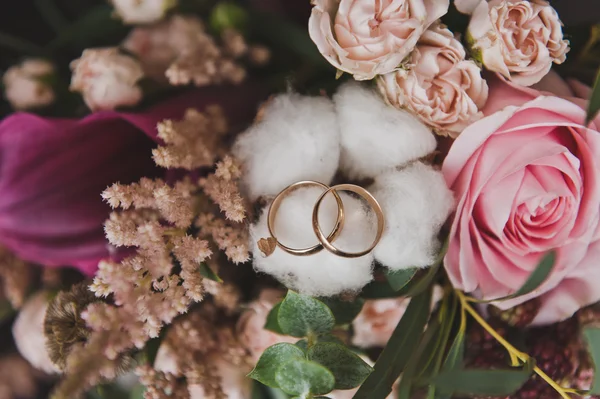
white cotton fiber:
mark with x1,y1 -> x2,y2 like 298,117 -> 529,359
250,186 -> 376,296
333,82 -> 437,180
369,162 -> 455,270
232,93 -> 340,201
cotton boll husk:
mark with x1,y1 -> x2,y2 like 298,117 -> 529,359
250,186 -> 375,296
232,93 -> 340,201
369,162 -> 454,270
333,82 -> 437,180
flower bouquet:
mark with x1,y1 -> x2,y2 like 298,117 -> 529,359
1,0 -> 600,398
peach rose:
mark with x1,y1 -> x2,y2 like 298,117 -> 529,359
378,24 -> 488,137
70,48 -> 144,111
352,286 -> 443,348
443,75 -> 600,325
309,0 -> 450,80
236,289 -> 296,363
3,59 -> 55,110
122,15 -> 206,81
464,0 -> 569,86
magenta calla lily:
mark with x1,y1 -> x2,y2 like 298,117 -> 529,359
0,85 -> 265,275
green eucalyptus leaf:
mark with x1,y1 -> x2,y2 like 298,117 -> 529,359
384,268 -> 418,291
442,328 -> 466,372
248,343 -> 306,387
308,342 -> 373,389
360,280 -> 399,299
275,359 -> 335,396
583,327 -> 600,394
353,288 -> 433,399
295,339 -> 309,352
316,334 -> 344,345
431,368 -> 531,396
473,251 -> 556,303
278,291 -> 335,337
199,263 -> 223,283
265,302 -> 284,334
586,68 -> 600,125
318,297 -> 364,325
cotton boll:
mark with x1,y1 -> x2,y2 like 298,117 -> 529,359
232,93 -> 340,201
370,162 -> 454,270
333,82 -> 437,180
250,186 -> 375,296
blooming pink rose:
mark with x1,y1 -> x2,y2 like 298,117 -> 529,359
464,0 -> 569,86
378,24 -> 488,137
443,75 -> 600,325
309,0 -> 450,80
0,85 -> 267,275
236,289 -> 296,363
70,48 -> 144,111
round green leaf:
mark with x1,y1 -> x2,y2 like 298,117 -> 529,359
248,343 -> 306,388
308,342 -> 373,389
210,2 -> 248,34
275,359 -> 335,396
318,297 -> 364,325
278,291 -> 335,337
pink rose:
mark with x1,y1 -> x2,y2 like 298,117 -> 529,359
308,0 -> 450,80
378,24 -> 488,137
236,289 -> 296,363
464,0 -> 569,86
70,48 -> 144,111
443,75 -> 600,325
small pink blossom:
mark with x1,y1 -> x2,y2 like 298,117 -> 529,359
70,48 -> 144,111
2,59 -> 55,110
465,0 -> 569,86
378,24 -> 488,137
236,289 -> 296,363
309,0 -> 450,80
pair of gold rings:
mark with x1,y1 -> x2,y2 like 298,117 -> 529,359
257,181 -> 385,259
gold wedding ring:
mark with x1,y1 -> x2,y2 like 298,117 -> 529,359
258,181 -> 384,258
263,181 -> 345,256
312,184 -> 384,258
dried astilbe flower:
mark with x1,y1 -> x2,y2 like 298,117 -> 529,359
136,366 -> 190,399
196,213 -> 250,264
0,247 -> 34,308
151,306 -> 251,399
152,106 -> 228,170
0,354 -> 38,399
198,156 -> 246,222
44,282 -> 99,370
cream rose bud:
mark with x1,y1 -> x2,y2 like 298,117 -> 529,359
2,59 -> 55,110
467,0 -> 569,86
70,48 -> 144,111
110,0 -> 177,25
12,292 -> 61,374
309,0 -> 450,80
378,25 -> 488,137
236,289 -> 297,363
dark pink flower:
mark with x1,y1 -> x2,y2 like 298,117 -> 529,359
0,85 -> 265,275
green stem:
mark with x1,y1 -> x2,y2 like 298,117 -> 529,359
456,290 -> 572,399
35,0 -> 69,34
